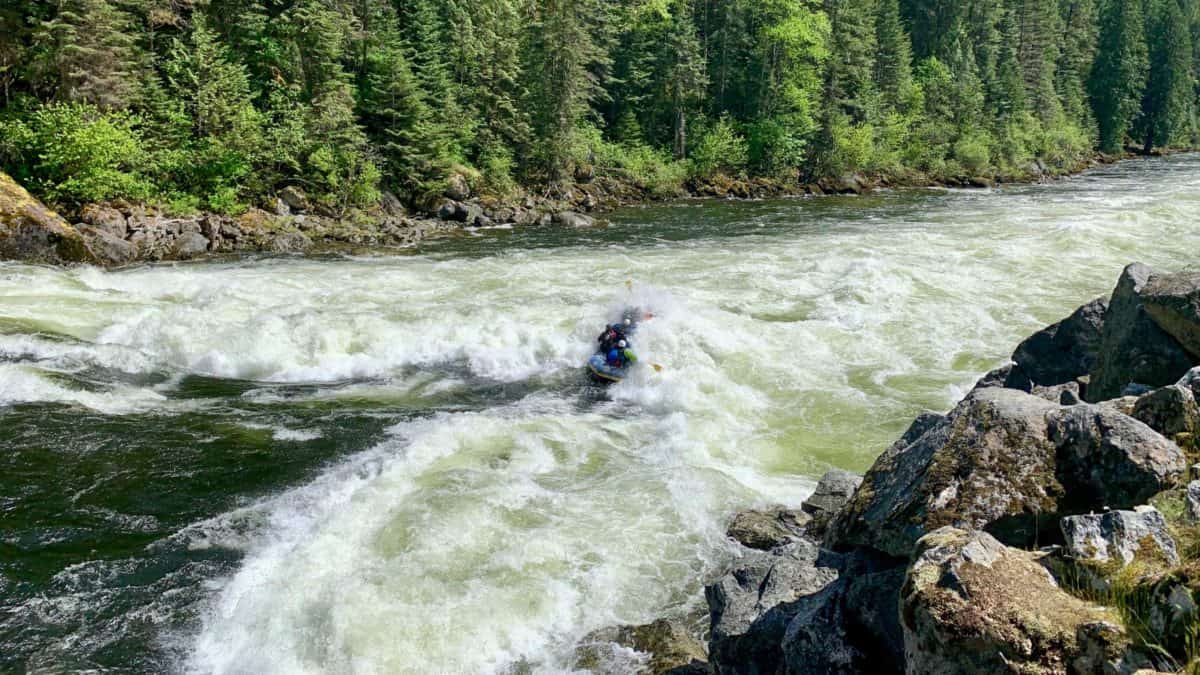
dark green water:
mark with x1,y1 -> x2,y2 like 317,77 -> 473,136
2,155 -> 1200,673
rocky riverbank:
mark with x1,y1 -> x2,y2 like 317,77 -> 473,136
0,149 -> 1123,267
585,263 -> 1200,674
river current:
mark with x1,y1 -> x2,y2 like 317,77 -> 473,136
2,156 -> 1199,673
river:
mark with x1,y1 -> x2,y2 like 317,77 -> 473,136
2,156 -> 1199,673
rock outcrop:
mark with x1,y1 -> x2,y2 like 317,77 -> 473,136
0,171 -> 96,264
901,527 -> 1149,675
800,469 -> 862,536
1012,296 -> 1109,388
826,388 -> 1065,557
706,539 -> 839,673
1141,270 -> 1200,360
579,618 -> 708,675
1089,263 -> 1196,402
725,508 -> 810,551
1132,384 -> 1200,438
1049,404 -> 1186,510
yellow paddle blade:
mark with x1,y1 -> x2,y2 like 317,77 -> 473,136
626,279 -> 634,293
651,363 -> 664,373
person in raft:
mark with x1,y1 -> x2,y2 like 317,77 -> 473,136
597,319 -> 633,353
607,340 -> 638,369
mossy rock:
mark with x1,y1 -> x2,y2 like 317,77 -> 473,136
0,171 -> 96,264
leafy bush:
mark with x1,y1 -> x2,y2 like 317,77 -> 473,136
689,115 -> 749,178
0,103 -> 153,205
953,133 -> 992,174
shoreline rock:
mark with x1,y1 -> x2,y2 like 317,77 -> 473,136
697,263 -> 1199,675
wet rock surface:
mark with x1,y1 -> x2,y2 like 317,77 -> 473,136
0,171 -> 95,264
725,508 -> 810,551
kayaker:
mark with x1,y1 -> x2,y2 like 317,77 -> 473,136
598,323 -> 626,353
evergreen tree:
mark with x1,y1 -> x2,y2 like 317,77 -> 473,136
32,0 -> 140,110
660,0 -> 708,158
1090,0 -> 1150,152
1139,0 -> 1196,150
874,0 -> 916,113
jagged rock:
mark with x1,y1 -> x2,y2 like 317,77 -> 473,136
172,232 -> 210,260
278,186 -> 309,213
1141,270 -> 1200,360
1133,385 -> 1200,437
801,470 -> 862,536
0,171 -> 96,264
780,551 -> 907,675
79,226 -> 137,266
706,540 -> 839,674
1049,405 -> 1186,511
79,204 -> 128,239
267,231 -> 312,253
272,197 -> 290,216
1062,387 -> 1083,405
1089,263 -> 1195,402
553,211 -> 596,228
725,508 -> 809,551
828,388 -> 1185,558
974,363 -> 1032,392
902,527 -> 1144,675
380,190 -> 406,218
579,618 -> 707,675
1013,296 -> 1109,387
1060,508 -> 1179,567
826,388 -> 1064,557
444,173 -> 471,201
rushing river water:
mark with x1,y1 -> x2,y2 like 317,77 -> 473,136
2,156 -> 1199,673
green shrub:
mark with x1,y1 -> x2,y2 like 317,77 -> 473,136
689,115 -> 749,179
0,103 -> 153,205
952,133 -> 992,174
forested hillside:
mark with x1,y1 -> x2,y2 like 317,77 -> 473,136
1,0 -> 1198,215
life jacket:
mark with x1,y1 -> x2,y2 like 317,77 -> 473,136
607,348 -> 623,367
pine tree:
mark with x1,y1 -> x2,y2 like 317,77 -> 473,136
523,0 -> 613,186
1139,0 -> 1195,150
33,0 -> 140,110
874,0 -> 916,113
1016,0 -> 1062,121
1090,0 -> 1150,152
661,0 -> 708,158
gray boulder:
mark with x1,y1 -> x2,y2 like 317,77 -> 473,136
801,470 -> 862,536
171,232 -> 210,260
79,226 -> 137,266
0,170 -> 96,264
827,388 -> 1185,559
278,186 -> 309,213
1012,296 -> 1109,387
1049,404 -> 1186,510
444,173 -> 471,201
1178,366 -> 1200,400
725,508 -> 809,551
79,203 -> 128,239
1132,384 -> 1199,438
1088,263 -> 1195,402
1060,508 -> 1180,567
706,540 -> 839,674
1141,270 -> 1200,359
902,527 -> 1142,675
579,618 -> 707,675
267,231 -> 312,253
826,388 -> 1064,557
553,211 -> 596,228
781,552 -> 907,675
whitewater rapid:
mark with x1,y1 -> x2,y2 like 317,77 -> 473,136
2,156 -> 1199,673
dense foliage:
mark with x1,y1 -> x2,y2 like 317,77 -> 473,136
1,0 -> 1198,212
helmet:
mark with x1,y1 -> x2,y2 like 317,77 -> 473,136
623,319 -> 632,326
618,340 -> 627,348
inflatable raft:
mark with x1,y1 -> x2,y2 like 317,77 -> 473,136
587,353 -> 629,384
